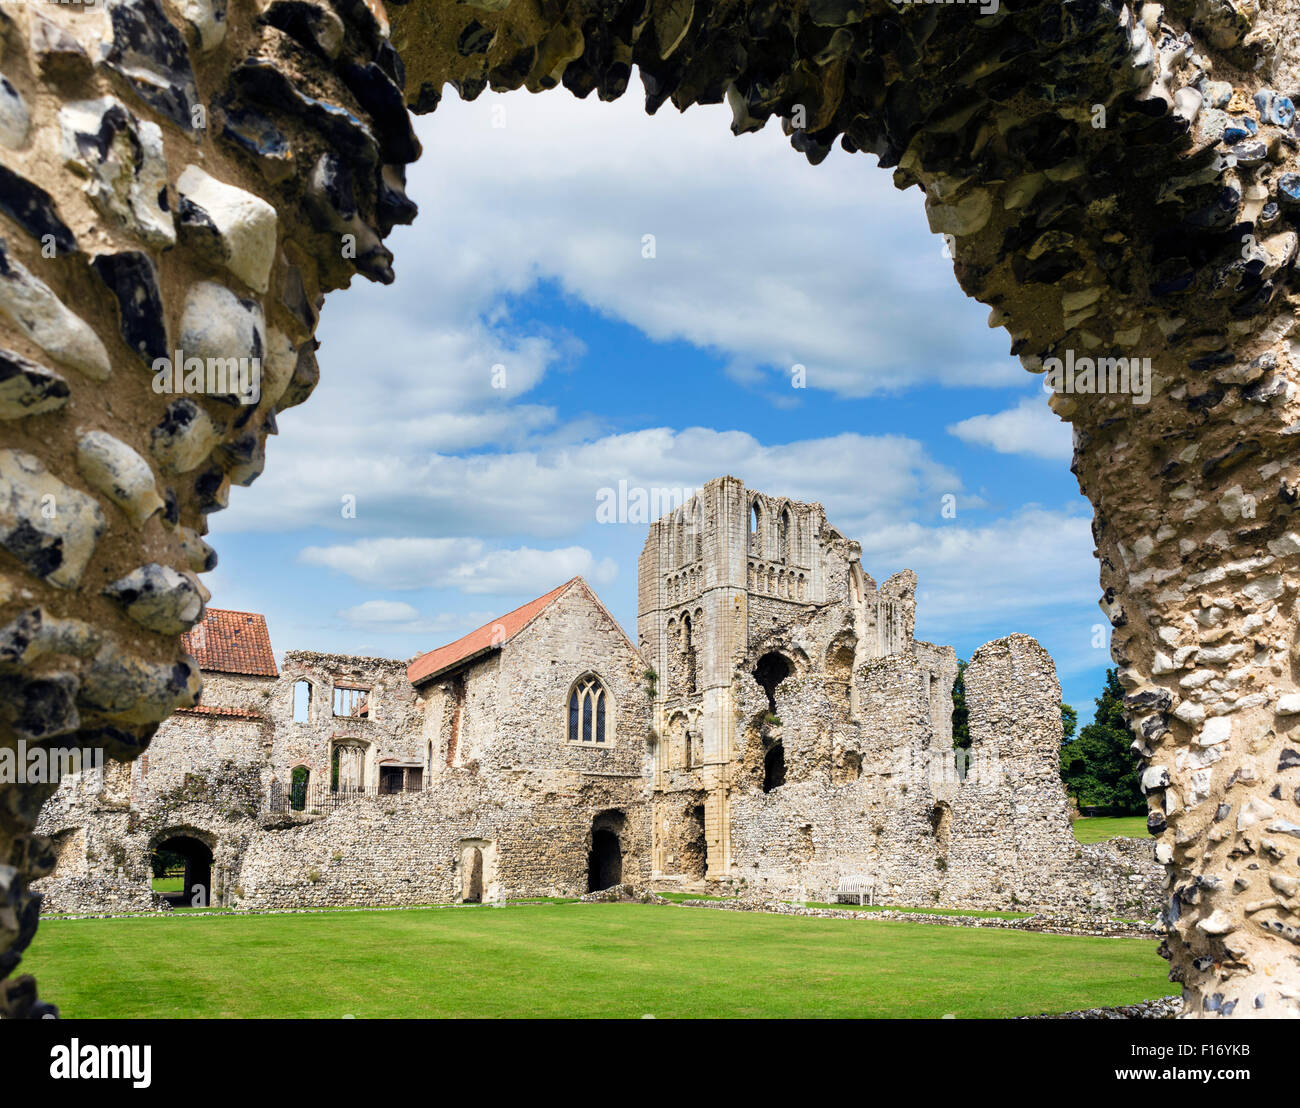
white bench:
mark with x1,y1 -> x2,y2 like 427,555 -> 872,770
835,875 -> 876,906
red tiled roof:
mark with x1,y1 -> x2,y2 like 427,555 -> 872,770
175,704 -> 265,720
181,608 -> 278,677
406,578 -> 578,687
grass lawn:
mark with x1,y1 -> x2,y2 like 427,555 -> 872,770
152,877 -> 184,893
24,902 -> 1169,1019
1072,816 -> 1151,843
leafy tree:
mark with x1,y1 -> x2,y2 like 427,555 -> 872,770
1060,668 -> 1144,814
951,660 -> 969,750
1061,702 -> 1077,742
151,849 -> 184,878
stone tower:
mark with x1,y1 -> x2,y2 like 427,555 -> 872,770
638,475 -> 922,883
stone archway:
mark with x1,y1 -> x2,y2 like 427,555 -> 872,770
1,0 -> 1298,1019
151,833 -> 214,909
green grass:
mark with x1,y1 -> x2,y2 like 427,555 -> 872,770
1072,816 -> 1151,843
151,876 -> 184,893
24,902 -> 1169,1019
801,902 -> 1033,920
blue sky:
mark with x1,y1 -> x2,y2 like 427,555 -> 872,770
205,82 -> 1112,724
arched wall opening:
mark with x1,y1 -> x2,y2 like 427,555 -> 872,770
151,835 -> 215,909
752,651 -> 791,716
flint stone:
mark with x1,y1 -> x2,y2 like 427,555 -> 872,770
102,563 -> 207,635
177,166 -> 278,293
78,645 -> 201,724
0,351 -> 69,419
104,0 -> 201,132
60,96 -> 175,247
0,449 -> 105,588
0,166 -> 77,255
0,76 -> 28,149
75,431 -> 165,529
0,239 -> 110,380
90,251 -> 168,366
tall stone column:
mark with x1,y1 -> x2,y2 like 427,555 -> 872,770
0,0 -> 416,1017
1068,338 -> 1300,1017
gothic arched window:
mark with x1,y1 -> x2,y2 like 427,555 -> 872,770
568,674 -> 609,745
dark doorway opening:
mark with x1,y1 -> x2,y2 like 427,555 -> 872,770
763,741 -> 786,792
588,829 -> 622,892
753,652 -> 791,713
463,847 -> 483,903
151,834 -> 213,908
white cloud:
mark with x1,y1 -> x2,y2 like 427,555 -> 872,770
337,601 -> 497,638
397,89 -> 1021,397
227,426 -> 964,538
946,396 -> 1072,461
212,87 -> 1016,542
303,538 -> 616,595
862,507 -> 1099,641
338,600 -> 422,623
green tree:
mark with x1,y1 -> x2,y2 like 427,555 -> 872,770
1060,668 -> 1144,814
1061,702 -> 1077,742
951,660 -> 969,750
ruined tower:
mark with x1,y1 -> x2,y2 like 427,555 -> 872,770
638,475 -> 939,884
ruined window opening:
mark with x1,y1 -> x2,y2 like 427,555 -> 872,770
930,802 -> 953,855
681,614 -> 697,695
753,651 -> 791,714
750,500 -> 762,554
447,674 -> 466,766
290,765 -> 309,811
331,740 -> 367,792
763,741 -> 786,792
292,680 -> 311,723
682,804 -> 707,879
837,750 -> 863,784
332,683 -> 369,718
692,500 -> 703,561
568,674 -> 609,744
779,507 -> 791,562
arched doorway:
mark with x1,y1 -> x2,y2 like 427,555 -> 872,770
151,834 -> 214,908
289,765 -> 310,811
587,810 -> 625,893
463,847 -> 483,903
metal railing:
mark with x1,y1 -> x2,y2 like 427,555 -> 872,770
268,779 -> 425,815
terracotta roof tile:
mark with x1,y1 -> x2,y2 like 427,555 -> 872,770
406,578 -> 577,686
175,704 -> 265,720
182,608 -> 278,677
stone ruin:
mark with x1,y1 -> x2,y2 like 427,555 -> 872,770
0,0 -> 1298,1019
33,477 -> 1162,932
